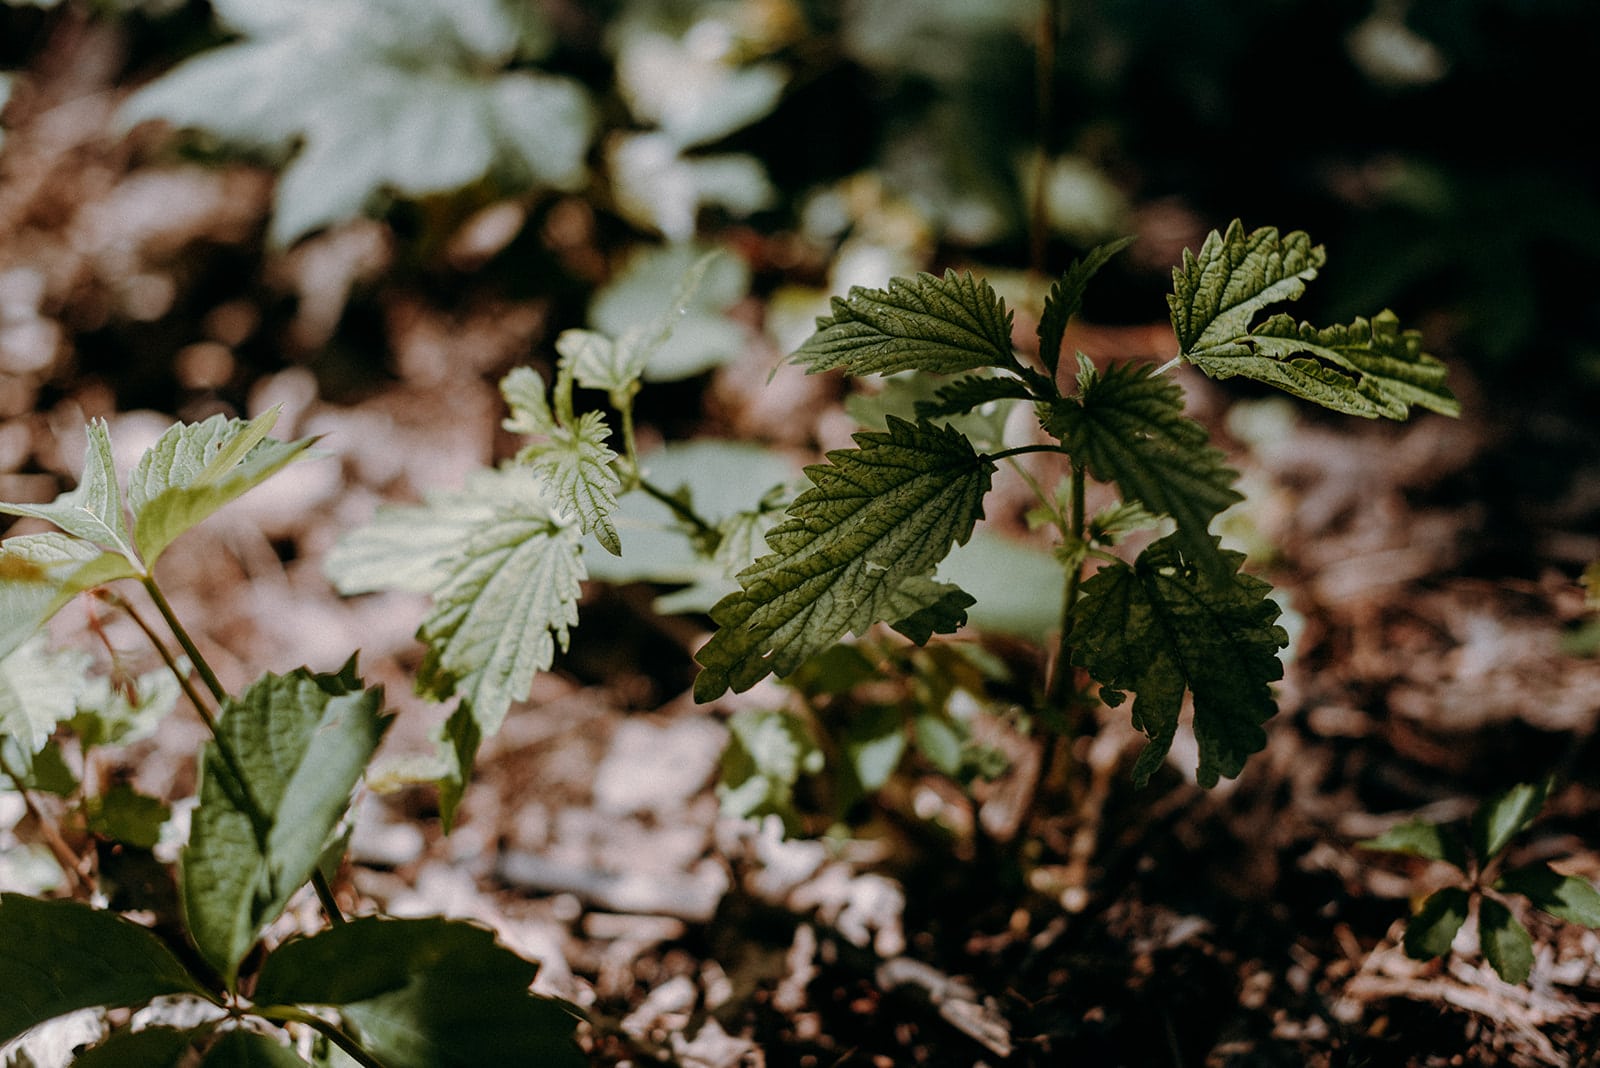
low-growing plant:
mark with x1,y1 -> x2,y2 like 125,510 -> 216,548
1360,779 -> 1600,983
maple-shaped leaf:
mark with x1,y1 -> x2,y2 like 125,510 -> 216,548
0,420 -> 135,562
1169,221 -> 1457,420
694,418 -> 991,699
518,410 -> 622,556
1037,236 -> 1135,377
1048,357 -> 1242,574
415,472 -> 585,737
793,270 -> 1023,377
1070,534 -> 1287,787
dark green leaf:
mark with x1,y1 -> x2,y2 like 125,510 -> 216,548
1070,535 -> 1287,787
200,1028 -> 308,1067
913,374 -> 1034,421
1472,780 -> 1549,861
1402,886 -> 1470,961
1478,897 -> 1534,984
253,916 -> 584,1068
1168,221 -> 1324,354
183,666 -> 390,985
74,1027 -> 201,1067
1497,865 -> 1600,927
885,576 -> 976,645
435,704 -> 482,835
794,270 -> 1021,377
1359,818 -> 1468,870
694,418 -> 992,699
0,894 -> 203,1046
87,784 -> 171,851
1048,357 -> 1242,577
1037,236 -> 1135,376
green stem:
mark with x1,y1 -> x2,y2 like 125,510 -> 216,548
254,1007 -> 388,1068
97,589 -> 223,741
637,475 -> 719,540
142,577 -> 226,704
1046,461 -> 1087,716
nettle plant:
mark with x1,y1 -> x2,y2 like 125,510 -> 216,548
0,415 -> 583,1065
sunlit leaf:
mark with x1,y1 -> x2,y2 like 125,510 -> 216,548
0,420 -> 134,561
499,366 -> 556,438
1498,865 -> 1600,927
0,533 -> 138,661
517,411 -> 622,556
0,636 -> 92,760
717,707 -> 824,829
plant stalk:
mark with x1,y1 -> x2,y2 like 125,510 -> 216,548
255,1006 -> 388,1068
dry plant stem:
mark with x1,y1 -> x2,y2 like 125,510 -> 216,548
0,751 -> 91,898
256,1006 -> 388,1068
1030,0 -> 1062,276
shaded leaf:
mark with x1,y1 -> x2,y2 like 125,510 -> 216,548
1359,818 -> 1468,870
694,418 -> 992,698
434,705 -> 482,836
0,894 -> 204,1046
845,704 -> 908,793
253,916 -> 584,1068
885,576 -> 975,645
717,707 -> 824,828
0,420 -> 134,561
913,373 -> 1034,421
1071,535 -> 1287,787
87,784 -> 171,850
1498,865 -> 1600,927
1478,897 -> 1534,984
200,1028 -> 308,1067
1472,780 -> 1549,861
183,665 -> 390,985
794,270 -> 1022,377
912,713 -> 963,777
75,1027 -> 201,1068
1037,236 -> 1135,376
1403,886 -> 1470,961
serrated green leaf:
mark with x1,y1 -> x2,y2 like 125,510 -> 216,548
847,372 -> 1011,452
499,366 -> 556,437
127,411 -> 315,568
717,707 -> 824,828
1472,780 -> 1550,861
1169,221 -> 1325,354
885,576 -> 975,644
694,418 -> 992,699
1403,886 -> 1470,961
1478,897 -> 1534,984
200,1028 -> 308,1067
1049,358 -> 1242,577
0,894 -> 204,1046
121,1 -> 591,246
1359,818 -> 1467,870
434,704 -> 481,835
913,373 -> 1034,421
0,533 -> 137,662
1070,534 -> 1287,787
590,243 -> 748,382
74,1027 -> 201,1068
1498,865 -> 1600,927
518,410 -> 622,556
183,665 -> 390,985
1088,500 -> 1163,545
794,270 -> 1022,377
0,421 -> 134,561
1037,236 -> 1135,376
0,636 -> 92,759
253,916 -> 585,1068
414,472 -> 584,737
324,467 -> 521,596
87,784 -> 171,850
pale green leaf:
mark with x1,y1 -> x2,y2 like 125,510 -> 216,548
590,243 -> 748,381
912,713 -> 963,777
1478,898 -> 1534,984
0,533 -> 140,661
0,893 -> 204,1046
414,474 -> 585,737
846,705 -> 908,793
252,916 -> 585,1068
0,420 -> 134,561
1037,236 -> 1135,376
1168,221 -> 1325,354
936,528 -> 1065,639
324,468 -> 517,597
1359,818 -> 1467,870
498,366 -> 555,437
1403,886 -> 1469,961
182,664 -> 390,985
694,418 -> 993,699
847,372 -> 1012,452
1088,500 -> 1163,545
1498,865 -> 1600,927
518,410 -> 622,556
1070,534 -> 1287,787
127,410 -> 316,568
120,2 -> 592,245
0,636 -> 91,759
70,662 -> 185,750
1049,357 -> 1242,575
717,707 -> 824,828
1472,780 -> 1550,860
794,270 -> 1022,377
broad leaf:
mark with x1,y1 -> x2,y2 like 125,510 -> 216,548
0,420 -> 134,561
0,637 -> 92,759
0,532 -> 139,661
913,373 -> 1034,421
127,410 -> 316,568
414,472 -> 584,737
1472,780 -> 1549,861
794,270 -> 1022,377
1478,897 -> 1534,984
183,664 -> 390,985
717,707 -> 824,828
0,894 -> 204,1046
1037,236 -> 1135,376
845,704 -> 908,793
121,0 -> 591,245
517,410 -> 622,556
75,1027 -> 201,1067
1070,535 -> 1287,787
1403,886 -> 1470,961
201,1028 -> 308,1067
1049,357 -> 1242,576
1498,865 -> 1600,927
885,576 -> 975,645
1169,221 -> 1324,354
694,418 -> 992,699
253,916 -> 584,1068
86,783 -> 171,850
1359,818 -> 1467,870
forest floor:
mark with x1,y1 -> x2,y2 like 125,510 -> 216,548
5,19 -> 1600,1068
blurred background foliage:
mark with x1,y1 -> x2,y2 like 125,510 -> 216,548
1,0 -> 1598,415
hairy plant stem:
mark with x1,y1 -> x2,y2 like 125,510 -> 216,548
255,1006 -> 387,1068
128,578 -> 347,927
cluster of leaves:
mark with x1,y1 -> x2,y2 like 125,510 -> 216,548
1360,780 -> 1600,984
0,413 -> 580,1065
